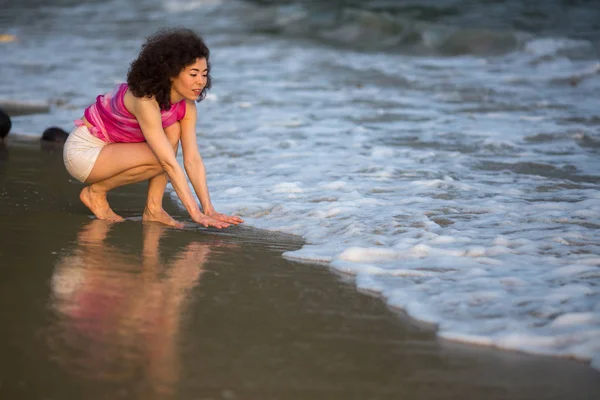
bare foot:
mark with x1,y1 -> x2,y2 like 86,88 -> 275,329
143,206 -> 184,228
79,186 -> 124,221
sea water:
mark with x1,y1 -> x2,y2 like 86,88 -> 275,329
2,0 -> 599,369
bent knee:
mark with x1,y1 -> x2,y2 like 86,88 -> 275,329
154,162 -> 167,174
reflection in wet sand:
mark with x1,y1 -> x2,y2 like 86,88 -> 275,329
48,220 -> 210,400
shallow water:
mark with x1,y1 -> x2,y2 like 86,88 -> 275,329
2,0 -> 600,368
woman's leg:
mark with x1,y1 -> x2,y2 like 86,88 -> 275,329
80,143 -> 162,221
143,122 -> 184,227
81,125 -> 182,222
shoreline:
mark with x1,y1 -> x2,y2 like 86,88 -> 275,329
0,135 -> 599,400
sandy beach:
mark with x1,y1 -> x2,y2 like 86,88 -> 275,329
0,136 -> 597,400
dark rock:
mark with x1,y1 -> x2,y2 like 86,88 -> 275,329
41,126 -> 69,142
0,108 -> 11,142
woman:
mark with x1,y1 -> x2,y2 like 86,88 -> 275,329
63,28 -> 243,229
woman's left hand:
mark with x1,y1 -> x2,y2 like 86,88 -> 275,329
206,210 -> 244,225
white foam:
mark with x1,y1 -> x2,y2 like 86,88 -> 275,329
162,0 -> 223,12
338,247 -> 400,262
524,37 -> 590,57
550,313 -> 600,328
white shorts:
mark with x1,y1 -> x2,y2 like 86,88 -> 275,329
63,125 -> 107,183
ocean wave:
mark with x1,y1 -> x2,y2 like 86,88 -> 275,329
238,0 -> 600,59
241,5 -> 522,55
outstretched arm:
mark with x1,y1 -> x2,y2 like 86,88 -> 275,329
132,96 -> 230,228
180,101 -> 243,225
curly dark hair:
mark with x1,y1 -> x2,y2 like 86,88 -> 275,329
127,27 -> 212,111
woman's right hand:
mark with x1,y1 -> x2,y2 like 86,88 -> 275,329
192,213 -> 230,229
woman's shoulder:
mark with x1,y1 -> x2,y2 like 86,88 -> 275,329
122,88 -> 159,116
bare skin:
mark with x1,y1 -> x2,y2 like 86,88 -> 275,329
143,205 -> 183,228
142,127 -> 185,228
78,57 -> 243,229
80,186 -> 124,222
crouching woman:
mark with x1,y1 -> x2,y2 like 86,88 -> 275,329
63,28 -> 243,229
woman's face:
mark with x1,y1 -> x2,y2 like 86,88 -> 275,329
170,57 -> 208,103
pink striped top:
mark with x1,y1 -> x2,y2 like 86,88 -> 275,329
79,83 -> 186,143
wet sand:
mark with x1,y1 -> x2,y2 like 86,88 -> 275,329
0,136 -> 598,400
